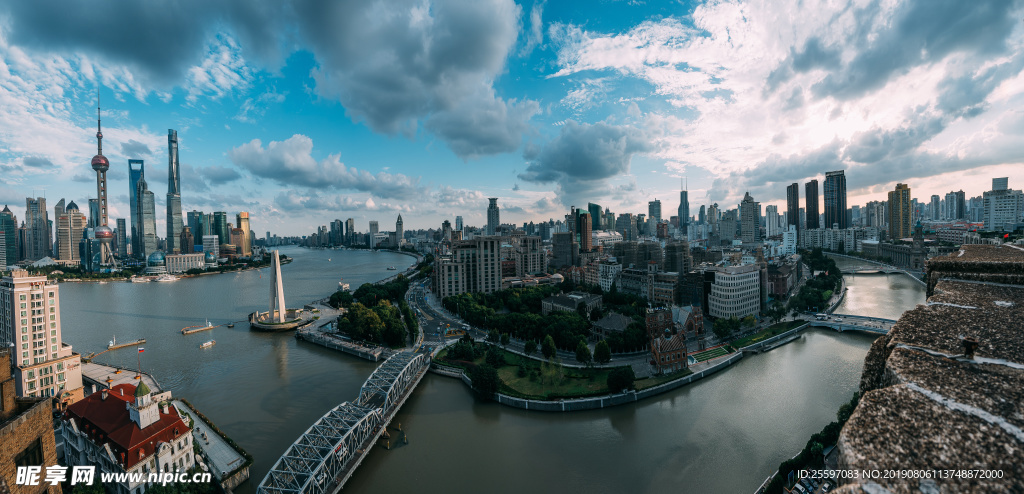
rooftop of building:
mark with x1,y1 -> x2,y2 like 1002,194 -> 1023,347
592,312 -> 633,332
837,244 -> 1024,492
63,383 -> 189,471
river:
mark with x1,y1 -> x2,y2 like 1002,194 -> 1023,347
57,248 -> 926,494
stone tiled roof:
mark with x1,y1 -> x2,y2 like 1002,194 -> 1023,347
838,244 -> 1024,493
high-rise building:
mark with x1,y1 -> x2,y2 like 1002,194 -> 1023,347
134,176 -> 158,258
56,201 -> 87,261
53,199 -> 66,256
944,190 -> 966,221
346,218 -> 355,245
179,226 -> 194,254
202,235 -> 220,258
786,183 -> 800,238
805,180 -> 819,230
1,206 -> 17,267
698,205 -> 706,225
187,210 -> 206,247
24,197 -> 50,261
395,214 -> 404,246
930,195 -> 941,221
648,199 -> 662,224
983,178 -> 1024,231
236,212 -> 252,256
678,183 -> 689,234
824,170 -> 848,229
486,198 -> 500,235
115,218 -> 127,257
888,183 -> 912,240
455,215 -> 463,232
0,269 -> 84,403
166,130 -> 183,254
87,199 -> 99,229
740,192 -> 761,243
578,212 -> 593,252
432,236 -> 503,297
212,212 -> 228,245
765,205 -> 780,237
588,203 -> 603,230
89,97 -> 115,266
128,159 -> 145,256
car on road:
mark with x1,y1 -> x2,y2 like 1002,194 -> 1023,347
834,317 -> 843,322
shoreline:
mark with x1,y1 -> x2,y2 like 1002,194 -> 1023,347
50,257 -> 293,284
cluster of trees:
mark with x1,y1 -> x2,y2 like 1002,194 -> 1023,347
765,393 -> 860,494
333,275 -> 416,347
787,249 -> 843,313
712,314 -> 757,340
607,367 -> 636,393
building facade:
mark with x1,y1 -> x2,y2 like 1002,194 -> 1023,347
486,198 -> 500,236
433,236 -> 502,298
707,264 -> 761,320
166,130 -> 183,254
888,183 -> 912,239
0,348 -> 61,494
824,170 -> 848,229
805,179 -> 820,230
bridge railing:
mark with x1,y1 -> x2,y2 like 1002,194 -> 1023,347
358,352 -> 428,411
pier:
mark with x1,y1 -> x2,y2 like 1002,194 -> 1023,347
257,351 -> 430,494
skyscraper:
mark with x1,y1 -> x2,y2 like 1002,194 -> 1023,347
486,198 -> 500,235
180,226 -> 194,254
888,183 -> 912,240
115,218 -> 127,257
212,212 -> 228,245
0,206 -> 17,266
87,199 -> 99,229
786,183 -> 799,236
930,195 -> 940,221
824,170 -> 847,229
135,176 -> 158,258
89,96 -> 114,266
166,130 -> 183,254
648,199 -> 662,224
187,210 -> 206,248
56,201 -> 87,261
24,197 -> 50,261
983,178 -> 1024,231
395,214 -> 404,245
578,212 -> 592,252
455,216 -> 463,232
588,203 -> 603,230
236,212 -> 251,256
346,218 -> 355,245
678,181 -> 689,234
128,159 -> 145,257
805,179 -> 819,230
740,192 -> 760,243
53,199 -> 66,256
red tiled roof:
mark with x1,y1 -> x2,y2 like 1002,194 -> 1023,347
63,384 -> 189,470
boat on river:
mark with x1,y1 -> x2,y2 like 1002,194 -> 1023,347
199,340 -> 216,349
108,335 -> 146,350
154,274 -> 179,282
387,266 -> 397,270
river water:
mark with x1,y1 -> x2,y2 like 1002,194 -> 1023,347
58,249 -> 926,494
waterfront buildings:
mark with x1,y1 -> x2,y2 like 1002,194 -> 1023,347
649,311 -> 688,374
134,175 -> 158,259
824,170 -> 848,229
236,212 -> 252,256
487,198 -> 500,235
115,218 -> 128,258
62,382 -> 194,494
805,179 -> 820,230
432,236 -> 502,298
0,269 -> 84,405
0,348 -> 60,494
707,264 -> 761,320
187,211 -> 206,249
982,177 -> 1024,231
166,130 -> 183,254
164,253 -> 206,273
888,183 -> 912,239
202,235 -> 220,259
786,183 -> 799,242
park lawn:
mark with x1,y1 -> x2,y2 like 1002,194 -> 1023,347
497,364 -> 615,400
690,346 -> 730,362
634,368 -> 693,390
730,320 -> 805,349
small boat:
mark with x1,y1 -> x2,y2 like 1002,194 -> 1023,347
154,274 -> 179,282
226,323 -> 235,328
387,266 -> 397,270
338,282 -> 350,291
130,276 -> 149,283
200,340 -> 216,349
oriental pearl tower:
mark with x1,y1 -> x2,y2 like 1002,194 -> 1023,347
91,94 -> 116,267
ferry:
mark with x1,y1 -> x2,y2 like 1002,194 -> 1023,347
154,274 -> 179,282
387,266 -> 397,270
199,340 -> 216,349
108,336 -> 146,350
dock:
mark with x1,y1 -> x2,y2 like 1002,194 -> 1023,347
295,326 -> 385,361
106,338 -> 146,350
182,324 -> 217,335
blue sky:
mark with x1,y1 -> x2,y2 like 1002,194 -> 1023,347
1,0 -> 1023,235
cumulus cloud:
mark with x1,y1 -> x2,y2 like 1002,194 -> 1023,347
198,165 -> 243,185
519,121 -> 653,206
433,186 -> 486,208
229,134 -> 422,199
424,88 -> 539,159
120,139 -> 152,157
274,191 -> 409,213
22,156 -> 53,168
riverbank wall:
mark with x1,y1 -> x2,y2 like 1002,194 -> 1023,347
295,327 -> 384,361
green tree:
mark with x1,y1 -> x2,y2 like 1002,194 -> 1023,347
487,329 -> 500,344
485,346 -> 503,367
712,318 -> 732,340
500,332 -> 510,349
471,364 -> 500,399
575,339 -> 592,366
607,367 -> 636,393
741,315 -> 756,329
594,340 -> 612,364
524,339 -> 537,357
541,334 -> 557,359
766,301 -> 786,325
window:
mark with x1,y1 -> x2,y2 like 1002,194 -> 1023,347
14,439 -> 44,467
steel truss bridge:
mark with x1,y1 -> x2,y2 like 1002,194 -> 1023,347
258,351 -> 429,494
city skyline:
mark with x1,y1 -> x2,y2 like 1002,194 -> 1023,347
0,0 -> 1022,235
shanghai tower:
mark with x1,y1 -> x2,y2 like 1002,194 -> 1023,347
167,129 -> 183,253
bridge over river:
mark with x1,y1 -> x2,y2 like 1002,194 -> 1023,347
806,313 -> 896,335
826,252 -> 926,286
257,351 -> 430,494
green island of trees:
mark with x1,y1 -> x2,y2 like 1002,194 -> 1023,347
329,276 -> 417,347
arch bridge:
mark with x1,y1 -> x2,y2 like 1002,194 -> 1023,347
808,313 -> 896,335
258,351 -> 429,494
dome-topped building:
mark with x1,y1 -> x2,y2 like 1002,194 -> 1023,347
145,251 -> 167,274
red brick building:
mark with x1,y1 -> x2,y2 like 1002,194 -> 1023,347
0,348 -> 60,494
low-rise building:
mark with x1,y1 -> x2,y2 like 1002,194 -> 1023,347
62,382 -> 194,494
591,312 -> 632,340
1,348 -> 60,494
541,291 -> 602,316
164,253 -> 206,274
